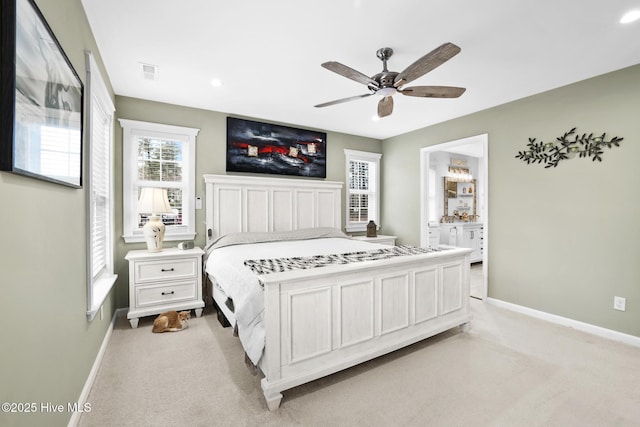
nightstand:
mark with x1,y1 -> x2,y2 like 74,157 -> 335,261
351,235 -> 397,246
125,247 -> 205,328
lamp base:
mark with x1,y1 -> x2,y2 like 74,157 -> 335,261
142,215 -> 166,252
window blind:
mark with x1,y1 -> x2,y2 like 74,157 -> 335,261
91,101 -> 110,278
86,50 -> 117,321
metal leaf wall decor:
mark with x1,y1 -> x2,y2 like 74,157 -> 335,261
515,127 -> 623,168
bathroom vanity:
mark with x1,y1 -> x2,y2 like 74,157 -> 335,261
440,222 -> 483,263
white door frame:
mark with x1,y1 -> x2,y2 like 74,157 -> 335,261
419,134 -> 489,300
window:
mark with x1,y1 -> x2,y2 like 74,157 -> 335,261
120,119 -> 199,243
86,51 -> 117,320
344,149 -> 382,232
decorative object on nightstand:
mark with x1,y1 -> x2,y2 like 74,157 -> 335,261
125,247 -> 205,328
137,187 -> 173,252
366,220 -> 377,237
178,241 -> 194,250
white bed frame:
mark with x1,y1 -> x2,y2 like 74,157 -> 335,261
204,174 -> 472,410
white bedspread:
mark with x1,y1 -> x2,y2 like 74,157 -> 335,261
205,235 -> 387,364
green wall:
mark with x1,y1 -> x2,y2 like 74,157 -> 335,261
382,64 -> 640,337
112,96 -> 383,308
0,1 -> 116,426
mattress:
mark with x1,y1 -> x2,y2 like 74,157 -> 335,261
204,228 -> 388,365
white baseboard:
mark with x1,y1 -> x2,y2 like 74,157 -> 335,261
486,298 -> 640,348
68,308 -> 127,427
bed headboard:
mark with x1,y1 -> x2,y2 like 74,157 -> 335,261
203,174 -> 343,243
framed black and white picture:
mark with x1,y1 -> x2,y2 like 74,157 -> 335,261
0,0 -> 84,188
226,117 -> 327,178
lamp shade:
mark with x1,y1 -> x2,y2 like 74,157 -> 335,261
137,187 -> 172,214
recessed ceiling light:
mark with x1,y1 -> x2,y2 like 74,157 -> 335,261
371,114 -> 380,121
210,79 -> 223,87
620,10 -> 640,24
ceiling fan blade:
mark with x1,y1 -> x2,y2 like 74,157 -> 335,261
399,86 -> 466,98
394,42 -> 461,87
314,93 -> 374,108
321,61 -> 379,88
377,96 -> 394,117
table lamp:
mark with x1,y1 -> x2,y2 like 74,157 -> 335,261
137,187 -> 173,252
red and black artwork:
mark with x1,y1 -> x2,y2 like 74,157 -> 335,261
226,117 -> 326,178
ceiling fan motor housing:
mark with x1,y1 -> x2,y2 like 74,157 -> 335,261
372,71 -> 399,95
373,71 -> 399,87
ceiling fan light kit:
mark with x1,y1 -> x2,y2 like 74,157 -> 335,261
315,42 -> 466,118
376,87 -> 397,97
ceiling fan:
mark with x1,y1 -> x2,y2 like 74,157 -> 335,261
314,42 -> 466,118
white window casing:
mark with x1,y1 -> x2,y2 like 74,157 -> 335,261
120,119 -> 199,243
344,149 -> 382,233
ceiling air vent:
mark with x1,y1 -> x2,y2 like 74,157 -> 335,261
140,63 -> 159,81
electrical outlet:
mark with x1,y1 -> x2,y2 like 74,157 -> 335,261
613,296 -> 626,311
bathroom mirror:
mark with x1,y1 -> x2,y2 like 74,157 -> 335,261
443,178 -> 477,220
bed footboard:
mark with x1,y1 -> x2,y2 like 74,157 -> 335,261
259,248 -> 472,410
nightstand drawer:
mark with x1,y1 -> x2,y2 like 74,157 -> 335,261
134,258 -> 198,283
136,281 -> 198,307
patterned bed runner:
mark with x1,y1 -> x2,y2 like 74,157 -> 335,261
244,245 -> 450,275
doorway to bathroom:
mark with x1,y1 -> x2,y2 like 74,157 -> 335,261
420,134 -> 488,299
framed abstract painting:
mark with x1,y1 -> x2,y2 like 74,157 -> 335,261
226,117 -> 326,178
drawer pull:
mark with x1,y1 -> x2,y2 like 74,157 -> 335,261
161,268 -> 175,272
161,291 -> 175,296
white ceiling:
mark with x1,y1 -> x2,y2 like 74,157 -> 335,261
81,0 -> 640,140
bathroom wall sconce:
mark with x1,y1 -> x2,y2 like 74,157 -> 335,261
448,166 -> 473,181
448,158 -> 473,181
515,127 -> 624,168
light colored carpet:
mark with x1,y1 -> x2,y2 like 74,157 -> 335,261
79,300 -> 640,426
